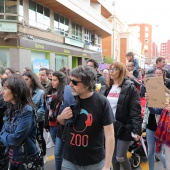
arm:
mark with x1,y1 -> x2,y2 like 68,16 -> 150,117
0,109 -> 35,146
129,85 -> 142,136
58,85 -> 75,114
142,106 -> 150,130
103,124 -> 115,170
148,107 -> 162,115
37,91 -> 45,122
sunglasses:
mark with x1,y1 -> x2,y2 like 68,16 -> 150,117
70,78 -> 82,86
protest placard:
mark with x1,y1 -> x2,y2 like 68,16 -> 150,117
144,76 -> 166,108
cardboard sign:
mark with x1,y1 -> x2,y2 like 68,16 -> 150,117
144,76 -> 166,108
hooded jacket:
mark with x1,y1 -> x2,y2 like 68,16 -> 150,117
97,73 -> 106,85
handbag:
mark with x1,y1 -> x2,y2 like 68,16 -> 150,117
22,154 -> 44,170
21,118 -> 44,170
114,120 -> 125,137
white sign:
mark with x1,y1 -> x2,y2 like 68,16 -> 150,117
91,52 -> 103,63
0,22 -> 17,32
65,37 -> 84,48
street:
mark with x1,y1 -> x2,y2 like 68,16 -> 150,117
44,147 -> 163,170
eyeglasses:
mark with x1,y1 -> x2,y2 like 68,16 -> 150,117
109,68 -> 119,72
70,78 -> 82,86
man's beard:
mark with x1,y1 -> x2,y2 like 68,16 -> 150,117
71,91 -> 79,96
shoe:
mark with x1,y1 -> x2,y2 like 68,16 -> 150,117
46,141 -> 54,149
43,155 -> 48,164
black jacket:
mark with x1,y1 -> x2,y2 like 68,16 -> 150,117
97,73 -> 106,85
116,79 -> 142,140
0,94 -> 8,170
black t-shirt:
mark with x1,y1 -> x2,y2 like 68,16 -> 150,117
63,92 -> 114,166
147,114 -> 157,131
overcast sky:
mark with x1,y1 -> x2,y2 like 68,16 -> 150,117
113,0 -> 170,43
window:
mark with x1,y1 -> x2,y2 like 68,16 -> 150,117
145,39 -> 148,44
72,22 -> 82,41
0,1 -> 4,13
54,12 -> 69,36
145,26 -> 148,31
84,28 -> 93,44
19,0 -> 23,21
5,0 -> 17,14
145,33 -> 148,38
0,0 -> 18,20
29,0 -> 50,30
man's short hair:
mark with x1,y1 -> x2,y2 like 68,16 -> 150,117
86,59 -> 99,68
128,61 -> 135,66
24,67 -> 32,72
156,57 -> 165,64
70,65 -> 97,92
6,67 -> 15,74
39,67 -> 50,75
126,52 -> 134,58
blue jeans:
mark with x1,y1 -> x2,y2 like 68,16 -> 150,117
61,159 -> 105,170
50,126 -> 58,144
146,129 -> 166,170
50,126 -> 64,170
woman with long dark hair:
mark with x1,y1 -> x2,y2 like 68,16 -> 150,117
0,92 -> 8,170
44,71 -> 67,170
22,71 -> 46,159
0,75 -> 39,170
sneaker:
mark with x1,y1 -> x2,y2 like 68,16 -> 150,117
43,155 -> 48,164
46,141 -> 54,149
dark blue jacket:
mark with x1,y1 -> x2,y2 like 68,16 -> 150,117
0,105 -> 39,162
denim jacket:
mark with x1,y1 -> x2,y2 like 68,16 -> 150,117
0,105 -> 39,162
32,88 -> 45,122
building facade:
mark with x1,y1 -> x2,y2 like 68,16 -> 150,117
0,0 -> 112,74
102,14 -> 124,62
160,40 -> 170,63
120,31 -> 146,68
128,24 -> 152,64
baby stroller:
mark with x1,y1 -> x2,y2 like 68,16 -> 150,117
128,135 -> 147,169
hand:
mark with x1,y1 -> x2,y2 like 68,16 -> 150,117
60,107 -> 73,120
102,167 -> 110,170
128,71 -> 133,78
145,93 -> 149,101
164,103 -> 170,112
142,128 -> 145,132
102,166 -> 111,170
134,134 -> 140,141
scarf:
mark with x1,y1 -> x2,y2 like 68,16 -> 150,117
155,109 -> 170,153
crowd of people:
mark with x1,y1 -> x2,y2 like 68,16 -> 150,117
0,52 -> 169,170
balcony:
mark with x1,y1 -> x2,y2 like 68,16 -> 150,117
35,0 -> 112,38
91,0 -> 113,18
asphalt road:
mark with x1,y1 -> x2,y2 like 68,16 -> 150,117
44,147 -> 163,170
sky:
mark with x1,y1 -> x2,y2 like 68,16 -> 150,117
112,0 -> 170,43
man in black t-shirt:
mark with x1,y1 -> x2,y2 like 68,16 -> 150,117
57,65 -> 115,170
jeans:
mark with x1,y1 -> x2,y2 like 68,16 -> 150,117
61,159 -> 105,170
50,126 -> 58,144
112,139 -> 131,170
146,129 -> 166,170
50,126 -> 64,170
165,145 -> 170,170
